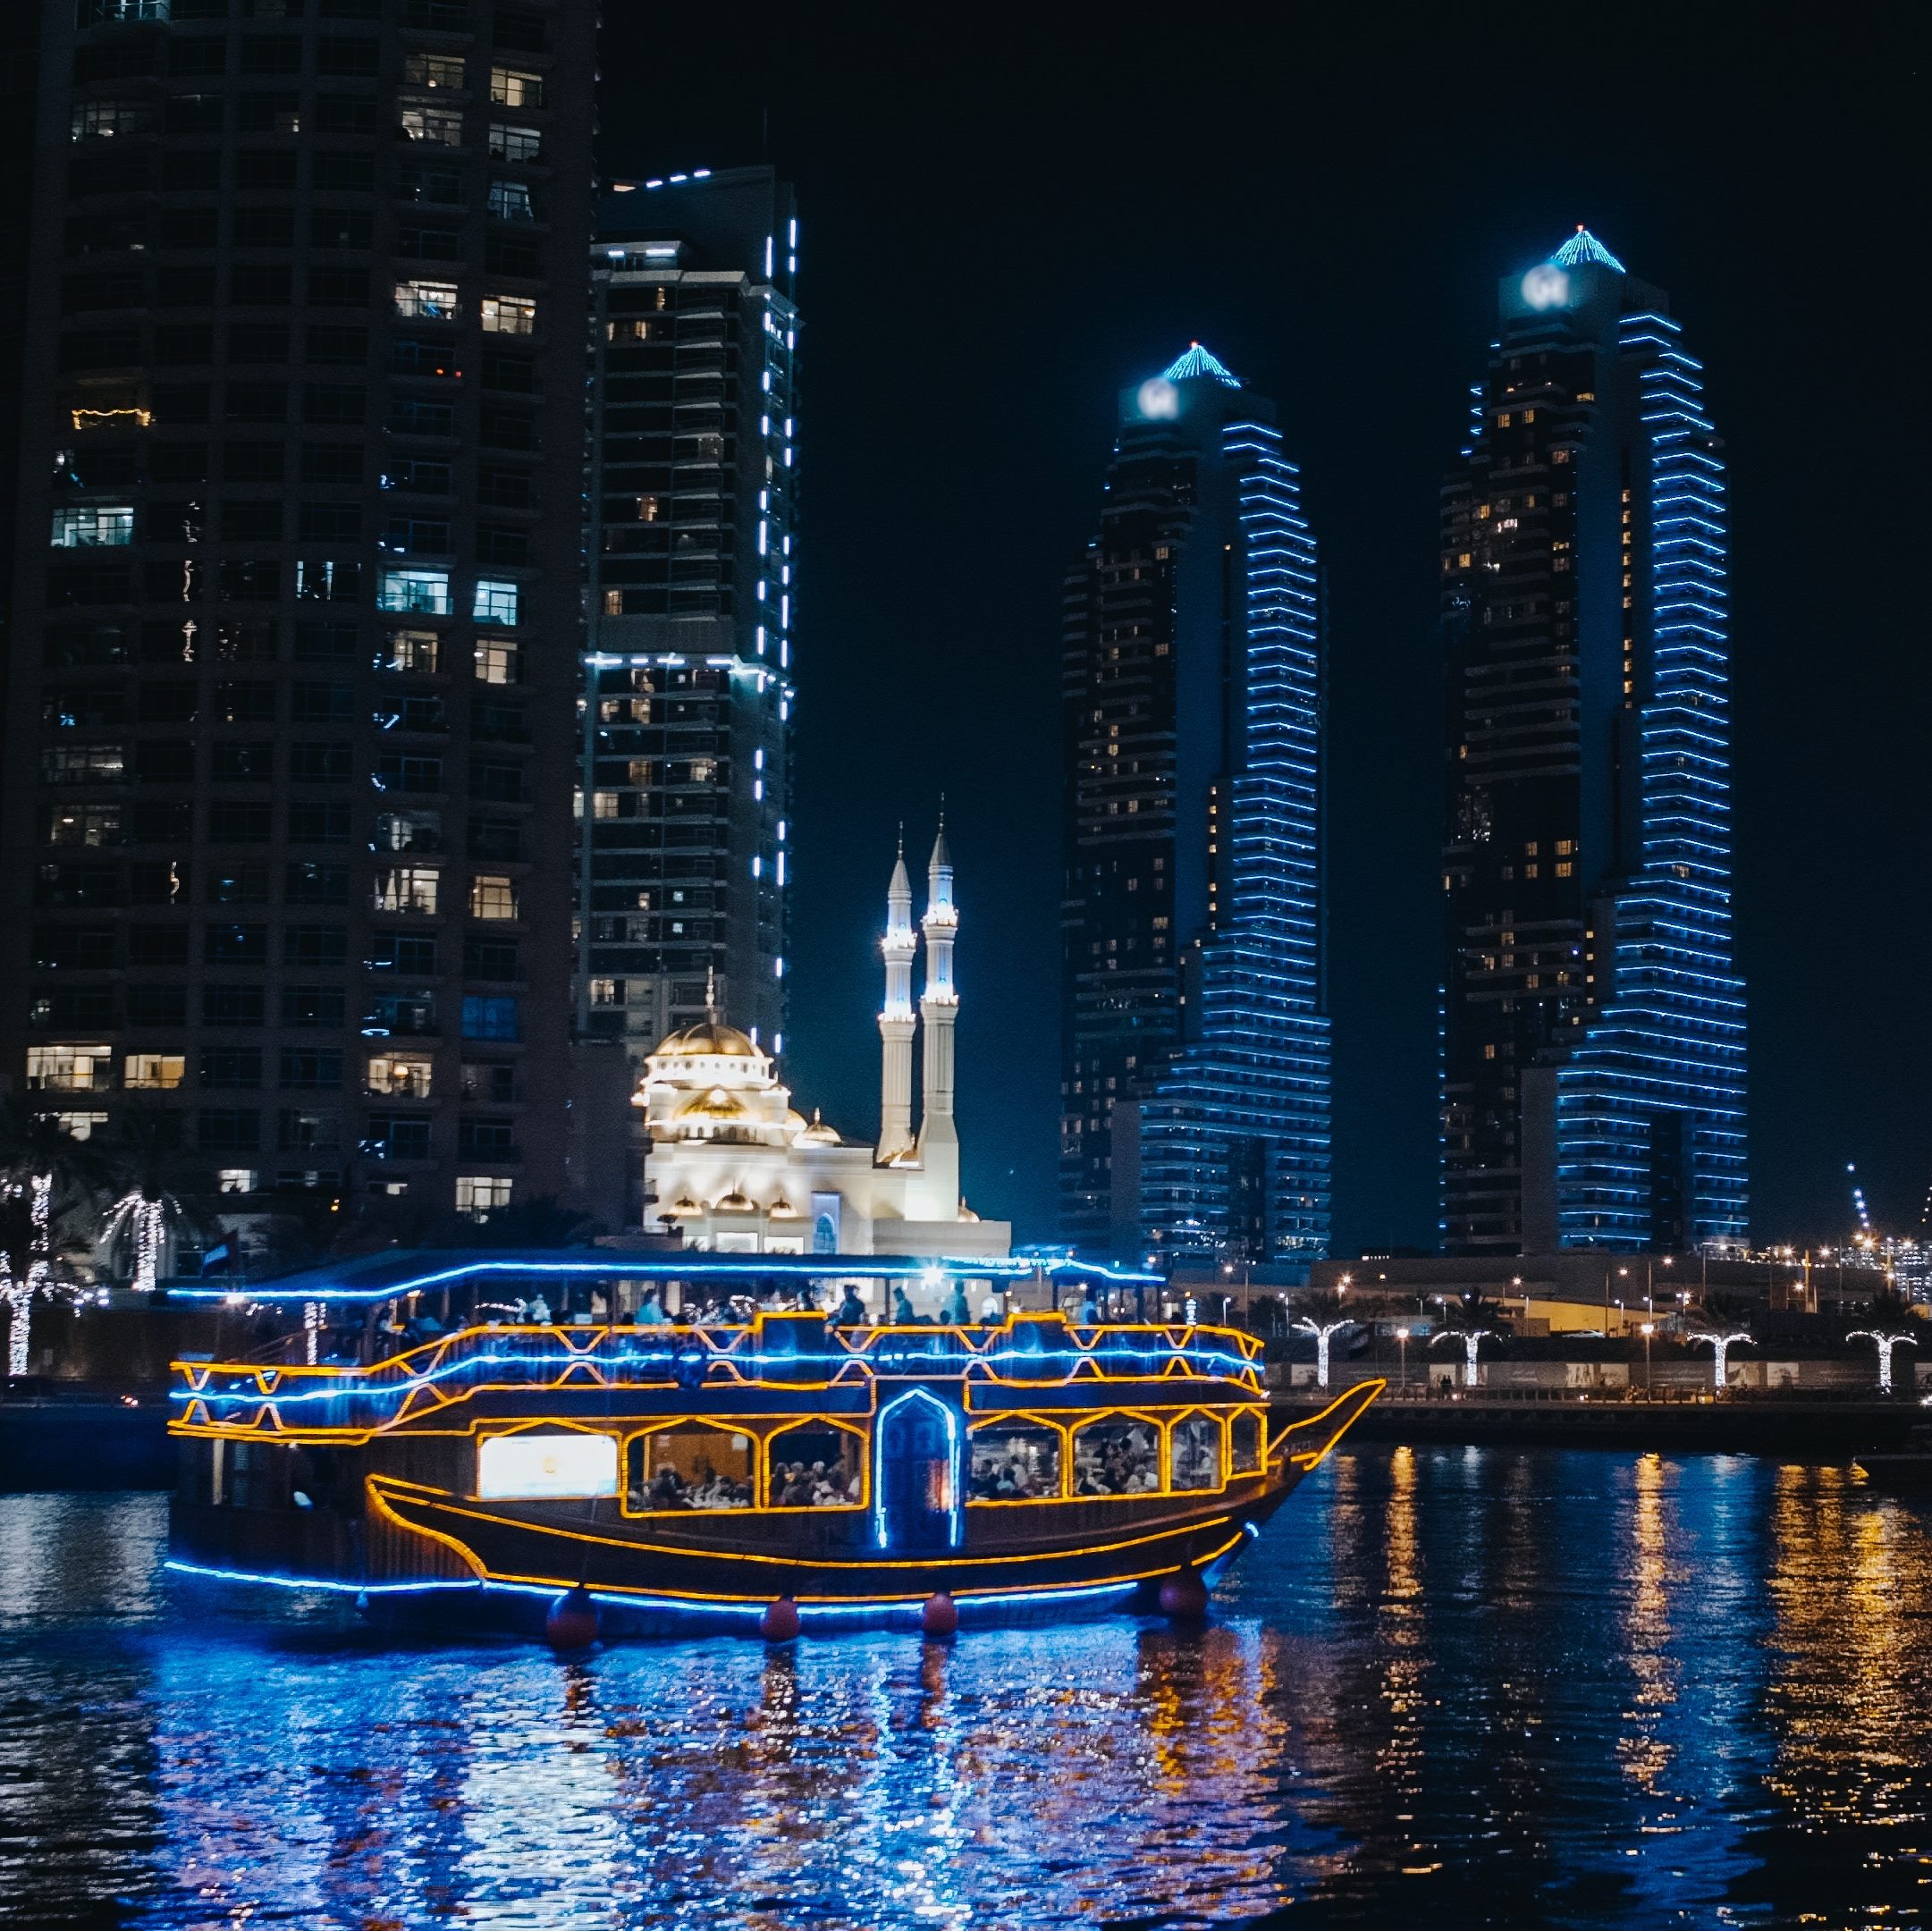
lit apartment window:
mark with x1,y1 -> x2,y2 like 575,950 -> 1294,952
45,805 -> 122,847
487,122 -> 542,164
374,866 -> 440,915
394,279 -> 460,320
368,1054 -> 434,1099
124,1054 -> 185,1091
489,66 -> 544,108
72,98 -> 151,140
456,1175 -> 513,1219
475,642 -> 519,684
592,791 -> 620,820
399,102 -> 463,146
486,180 -> 535,223
588,978 -> 620,1007
473,578 -> 519,626
403,53 -> 465,89
27,1045 -> 111,1092
469,874 -> 517,920
1555,861 -> 1574,877
480,294 -> 536,336
51,505 -> 134,547
382,628 -> 441,673
215,1169 -> 257,1194
377,569 -> 451,616
54,1111 -> 110,1140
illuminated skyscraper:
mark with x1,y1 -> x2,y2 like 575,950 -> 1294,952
577,167 -> 797,1219
1440,229 -> 1747,1255
1059,345 -> 1329,1265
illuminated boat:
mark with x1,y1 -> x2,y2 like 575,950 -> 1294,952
166,1254 -> 1381,1635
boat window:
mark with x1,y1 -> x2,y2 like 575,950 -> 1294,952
1229,1409 -> 1263,1475
766,1425 -> 862,1507
629,1422 -> 754,1511
1169,1414 -> 1223,1492
1072,1418 -> 1161,1497
968,1421 -> 1062,1500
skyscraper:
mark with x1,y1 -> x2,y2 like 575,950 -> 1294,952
1439,229 -> 1747,1256
577,167 -> 797,1217
1059,345 -> 1330,1265
0,0 -> 595,1234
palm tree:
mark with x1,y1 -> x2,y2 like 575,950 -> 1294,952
0,1098 -> 116,1305
0,1193 -> 90,1379
100,1105 -> 202,1294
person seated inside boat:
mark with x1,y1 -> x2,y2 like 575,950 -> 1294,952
892,1286 -> 915,1325
635,1288 -> 669,1326
649,1463 -> 688,1508
834,1286 -> 867,1327
1075,1289 -> 1101,1325
1073,1423 -> 1160,1497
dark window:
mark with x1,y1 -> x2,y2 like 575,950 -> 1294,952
313,154 -> 375,195
389,398 -> 455,436
131,801 -> 193,842
130,861 -> 191,905
150,444 -> 210,484
224,382 -> 288,426
291,743 -> 352,781
214,682 -> 277,724
292,681 -> 354,722
463,937 -> 519,979
279,1109 -> 341,1150
34,927 -> 118,970
161,151 -> 224,193
481,350 -> 535,393
202,985 -> 266,1026
223,502 -> 283,542
318,36 -> 380,76
300,446 -> 363,485
285,925 -> 348,966
207,803 -> 273,844
218,560 -> 282,601
230,265 -> 293,307
240,36 -> 304,75
136,743 -> 196,783
315,95 -> 378,135
480,406 -> 533,450
286,862 -> 349,904
311,207 -> 372,250
368,933 -> 438,974
127,927 -> 189,967
288,802 -> 351,843
198,1108 -> 261,1151
237,90 -> 300,135
305,325 -> 368,366
283,986 -> 346,1027
308,266 -> 370,306
153,325 -> 213,366
199,1049 -> 264,1089
155,266 -> 218,308
470,760 -> 524,803
279,1048 -> 344,1088
127,984 -> 189,1026
206,923 -> 268,964
478,527 -> 527,566
295,623 -> 357,662
228,323 -> 291,363
212,743 -> 275,782
203,866 -> 266,904
374,754 -> 443,792
303,384 -> 367,425
364,1114 -> 433,1160
224,443 -> 283,482
299,502 -> 363,541
467,816 -> 522,861
232,209 -> 296,249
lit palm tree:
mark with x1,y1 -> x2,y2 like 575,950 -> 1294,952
0,1193 -> 90,1379
100,1106 -> 202,1294
0,1098 -> 116,1307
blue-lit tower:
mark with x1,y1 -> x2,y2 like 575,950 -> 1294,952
1440,230 -> 1747,1256
1060,346 -> 1330,1265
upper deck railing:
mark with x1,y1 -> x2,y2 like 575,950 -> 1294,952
171,1312 -> 1267,1438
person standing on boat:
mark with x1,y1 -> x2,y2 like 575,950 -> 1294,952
943,1280 -> 971,1326
892,1286 -> 915,1325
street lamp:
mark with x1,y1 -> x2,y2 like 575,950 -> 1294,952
1396,1325 -> 1410,1393
1640,1320 -> 1655,1391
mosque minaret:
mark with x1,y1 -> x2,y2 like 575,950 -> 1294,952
632,824 -> 1008,1271
876,833 -> 919,1165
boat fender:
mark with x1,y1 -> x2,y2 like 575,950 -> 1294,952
761,1594 -> 801,1642
920,1590 -> 958,1638
1158,1568 -> 1210,1621
545,1583 -> 599,1651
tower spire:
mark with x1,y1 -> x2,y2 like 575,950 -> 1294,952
914,814 -> 960,1217
877,832 -> 918,1163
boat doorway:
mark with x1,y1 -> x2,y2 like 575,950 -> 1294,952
873,1387 -> 961,1553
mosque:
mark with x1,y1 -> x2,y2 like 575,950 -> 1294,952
633,828 -> 1012,1261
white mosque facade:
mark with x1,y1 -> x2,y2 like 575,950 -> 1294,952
634,830 -> 1012,1261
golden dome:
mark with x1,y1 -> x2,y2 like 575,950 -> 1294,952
769,1196 -> 803,1219
798,1108 -> 841,1146
655,1018 -> 762,1059
664,1194 -> 704,1218
714,1189 -> 755,1214
676,1085 -> 747,1121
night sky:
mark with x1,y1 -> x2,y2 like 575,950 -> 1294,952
599,6 -> 1928,1252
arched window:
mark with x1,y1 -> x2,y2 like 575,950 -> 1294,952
1229,1408 -> 1263,1475
1168,1413 -> 1223,1492
766,1422 -> 863,1508
968,1421 -> 1063,1501
627,1421 -> 754,1511
1071,1417 -> 1160,1497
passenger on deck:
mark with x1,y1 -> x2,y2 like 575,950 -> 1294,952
834,1286 -> 867,1327
526,1294 -> 552,1326
649,1464 -> 687,1508
943,1281 -> 971,1325
892,1286 -> 915,1324
636,1288 -> 669,1326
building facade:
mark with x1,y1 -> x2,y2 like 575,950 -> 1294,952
578,166 -> 797,1223
0,0 -> 595,1236
1439,230 -> 1748,1256
636,831 -> 1007,1277
1059,345 -> 1330,1266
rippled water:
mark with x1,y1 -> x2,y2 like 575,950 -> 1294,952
3,1450 -> 1930,1927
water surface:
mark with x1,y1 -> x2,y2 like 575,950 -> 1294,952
2,1449 -> 1928,1927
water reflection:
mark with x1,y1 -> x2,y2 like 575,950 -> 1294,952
7,1457 -> 1932,1924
